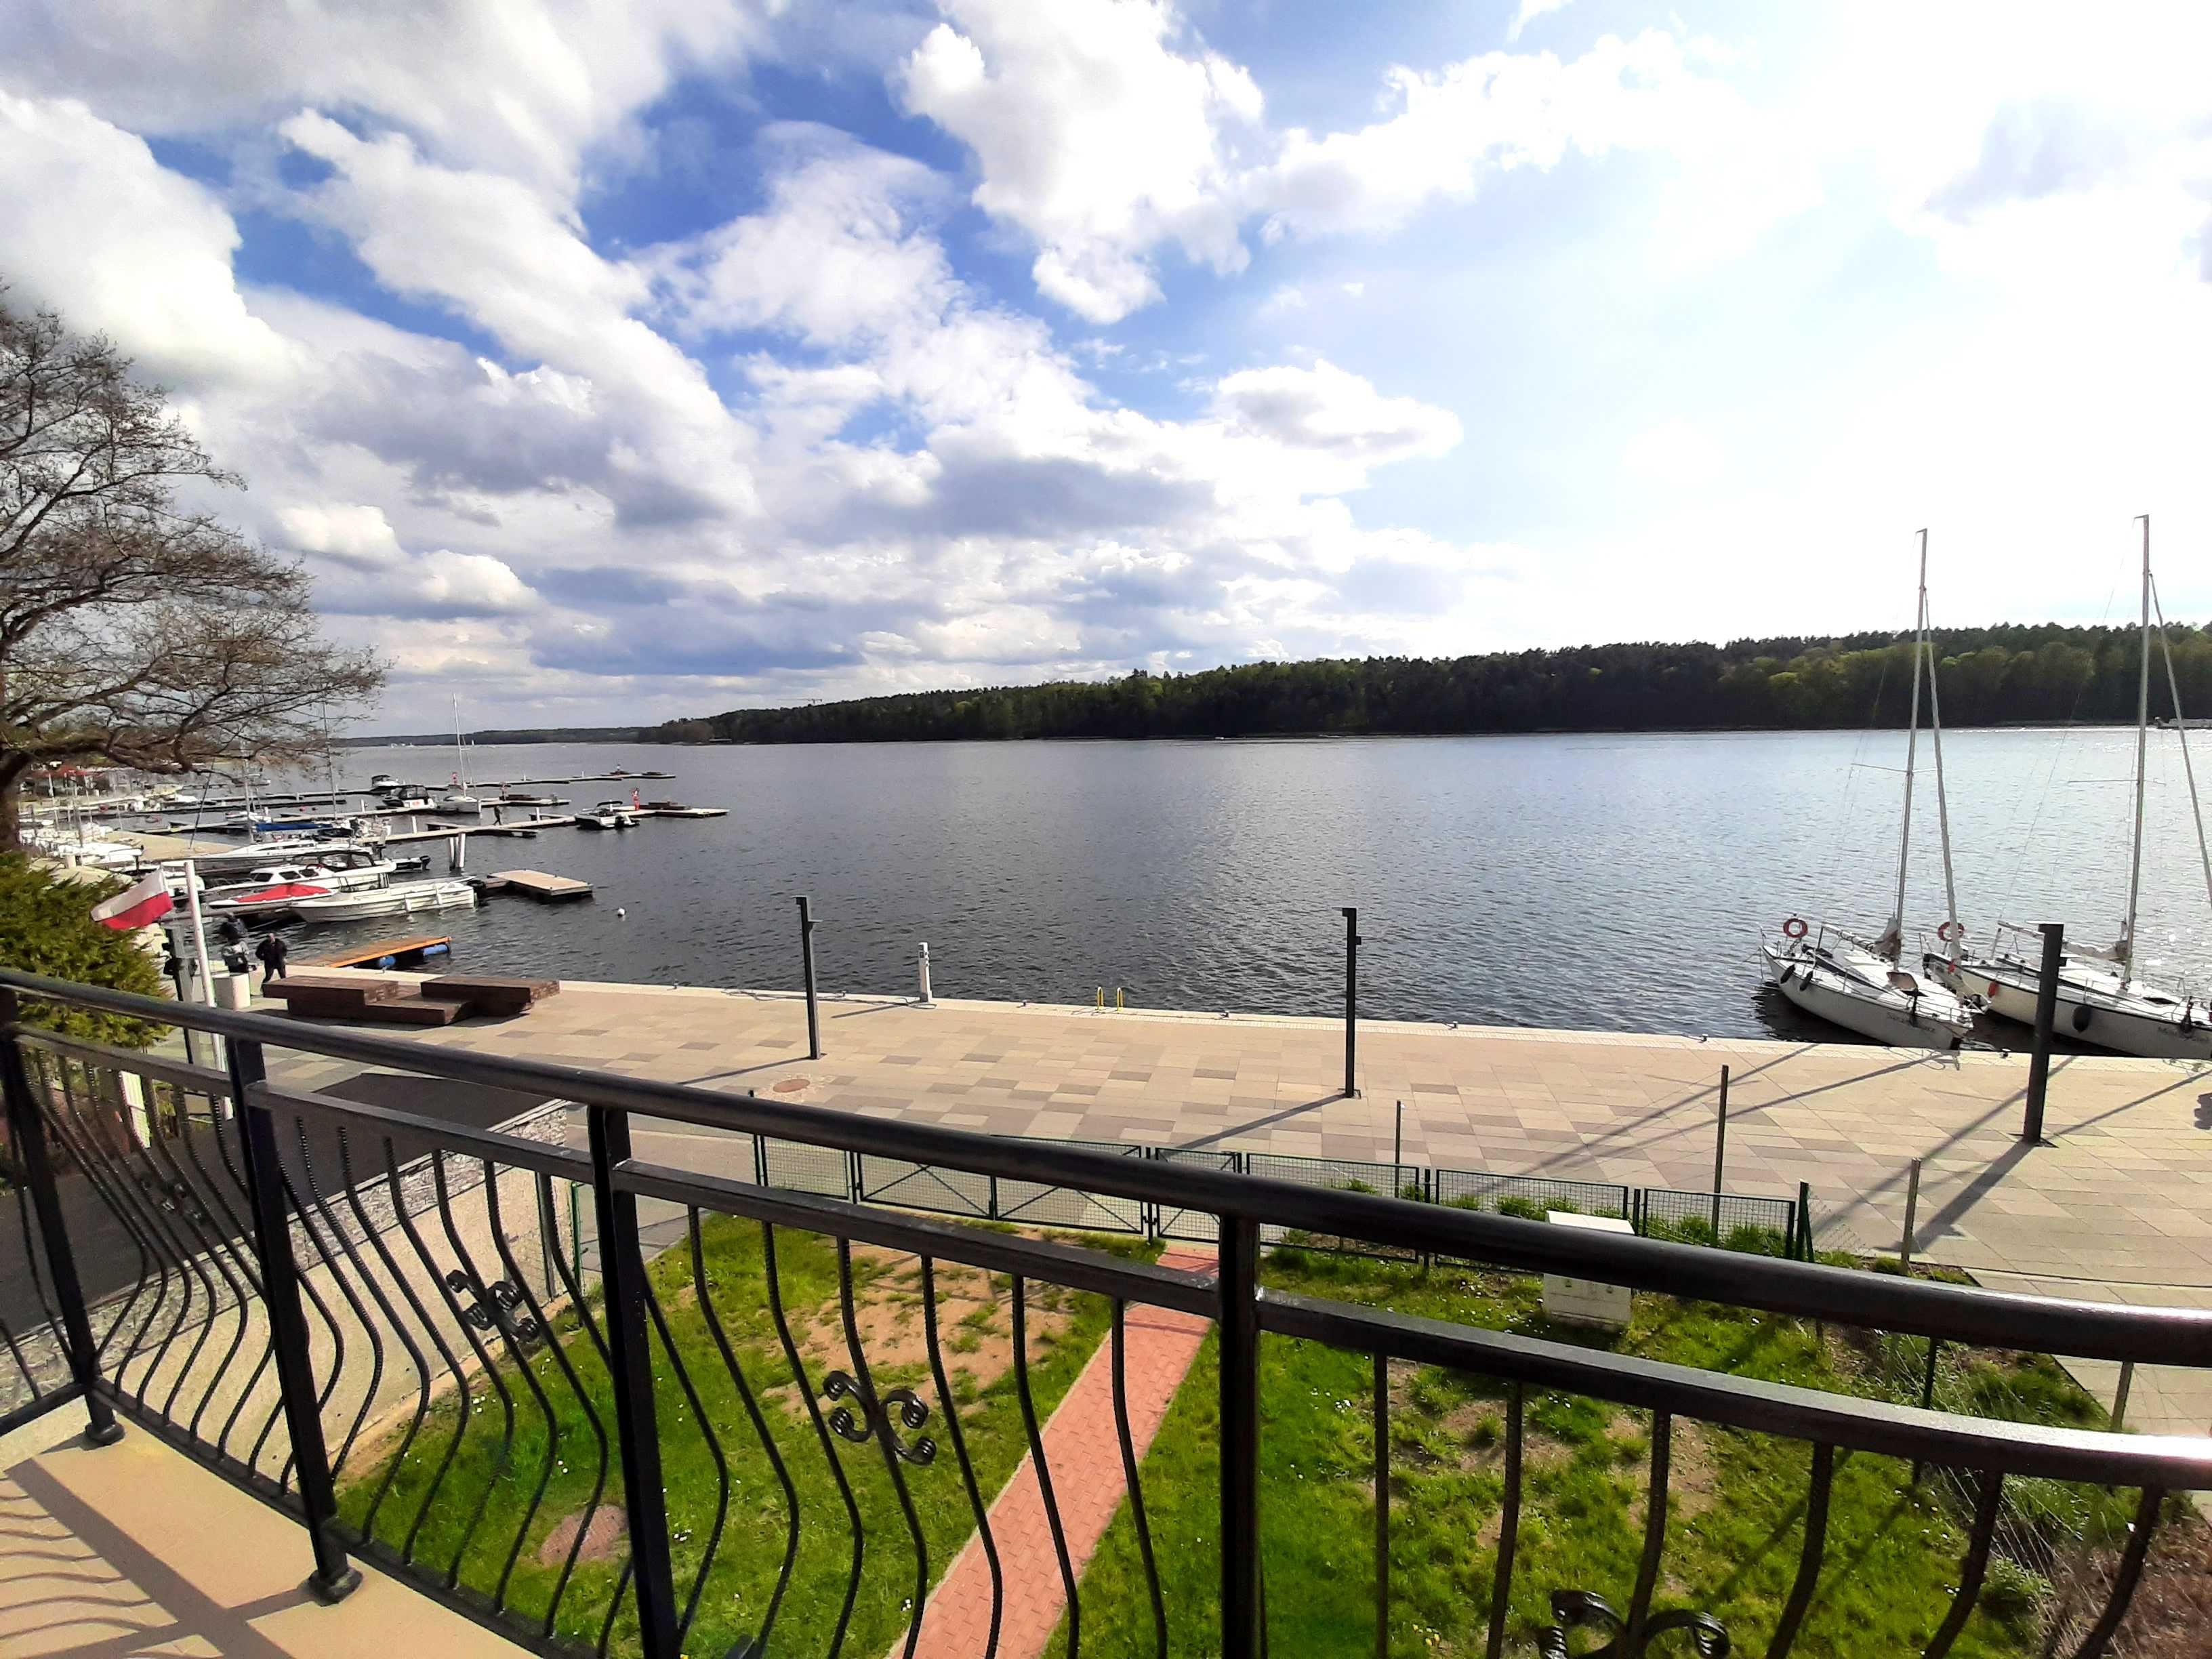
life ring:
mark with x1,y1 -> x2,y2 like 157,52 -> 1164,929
1936,920 -> 1964,943
1782,916 -> 1809,940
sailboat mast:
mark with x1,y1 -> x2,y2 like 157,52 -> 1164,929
451,695 -> 466,791
1918,566 -> 1963,959
1886,530 -> 1928,958
2120,514 -> 2151,970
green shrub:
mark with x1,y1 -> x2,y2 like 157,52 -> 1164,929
0,857 -> 169,1047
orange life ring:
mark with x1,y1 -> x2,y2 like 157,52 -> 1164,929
1782,916 -> 1809,940
1936,920 -> 1964,943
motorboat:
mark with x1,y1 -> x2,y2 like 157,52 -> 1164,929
289,879 -> 479,921
1939,516 -> 2211,1060
206,880 -> 333,916
368,773 -> 398,792
205,850 -> 398,903
579,800 -> 638,830
1764,531 -> 1975,1050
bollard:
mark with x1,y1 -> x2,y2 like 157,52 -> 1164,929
1342,905 -> 1361,1099
1900,1157 -> 1921,1271
1711,1065 -> 1731,1239
917,941 -> 933,1005
796,895 -> 821,1061
2023,922 -> 2064,1142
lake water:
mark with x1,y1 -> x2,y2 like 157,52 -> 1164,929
273,728 -> 2211,1044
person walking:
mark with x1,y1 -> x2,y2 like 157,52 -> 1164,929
253,930 -> 290,987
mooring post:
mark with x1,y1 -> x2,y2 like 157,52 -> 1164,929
2023,922 -> 2064,1142
1711,1064 -> 1731,1238
1900,1155 -> 1921,1271
796,895 -> 821,1060
917,941 -> 933,1005
1342,905 -> 1361,1099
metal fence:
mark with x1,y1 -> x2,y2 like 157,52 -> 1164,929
4,966 -> 2210,1659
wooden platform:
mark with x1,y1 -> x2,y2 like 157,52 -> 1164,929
308,934 -> 453,969
483,869 -> 593,901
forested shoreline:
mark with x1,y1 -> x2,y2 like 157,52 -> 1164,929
651,621 -> 2211,745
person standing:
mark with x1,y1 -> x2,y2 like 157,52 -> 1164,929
253,930 -> 290,987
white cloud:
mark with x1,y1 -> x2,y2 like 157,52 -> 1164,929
0,92 -> 289,385
1622,421 -> 1725,489
1508,0 -> 1574,42
896,0 -> 1261,321
276,504 -> 405,569
0,0 -> 770,191
1213,359 -> 1462,489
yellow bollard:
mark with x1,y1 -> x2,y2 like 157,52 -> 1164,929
1116,986 -> 1125,1011
1095,986 -> 1103,1009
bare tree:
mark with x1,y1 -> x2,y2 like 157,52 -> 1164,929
0,291 -> 383,848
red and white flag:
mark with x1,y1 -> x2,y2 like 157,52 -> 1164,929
90,872 -> 174,931
631,788 -> 642,809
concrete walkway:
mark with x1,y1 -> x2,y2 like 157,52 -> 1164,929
258,977 -> 2212,1431
0,1410 -> 529,1657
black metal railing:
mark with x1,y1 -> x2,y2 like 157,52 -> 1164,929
3,965 -> 2211,1659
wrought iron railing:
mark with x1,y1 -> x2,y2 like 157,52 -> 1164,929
3,964 -> 2211,1659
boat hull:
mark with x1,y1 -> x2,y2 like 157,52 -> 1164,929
1763,943 -> 1969,1049
289,882 -> 478,921
1947,961 -> 2212,1061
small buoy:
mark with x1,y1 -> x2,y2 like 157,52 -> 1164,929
616,906 -> 627,918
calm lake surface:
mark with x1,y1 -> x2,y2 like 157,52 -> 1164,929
287,729 -> 2212,1044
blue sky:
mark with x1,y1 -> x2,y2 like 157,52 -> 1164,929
3,1 -> 2209,729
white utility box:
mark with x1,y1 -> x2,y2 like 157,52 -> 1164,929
1540,1211 -> 1635,1330
211,972 -> 252,1010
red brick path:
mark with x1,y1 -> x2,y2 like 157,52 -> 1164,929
904,1248 -> 1214,1659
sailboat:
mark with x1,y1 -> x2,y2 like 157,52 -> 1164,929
440,697 -> 480,813
1940,516 -> 2212,1060
1762,531 -> 1978,1049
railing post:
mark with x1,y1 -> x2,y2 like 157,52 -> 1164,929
2023,923 -> 2063,1142
1219,1214 -> 1262,1659
586,1103 -> 682,1658
1341,905 -> 1361,1099
796,895 -> 822,1061
1900,1157 -> 1921,1273
1795,1181 -> 1813,1263
226,1035 -> 359,1602
1710,1065 -> 1730,1239
0,998 -> 123,1446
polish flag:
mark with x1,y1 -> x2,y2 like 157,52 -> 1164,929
90,873 -> 175,931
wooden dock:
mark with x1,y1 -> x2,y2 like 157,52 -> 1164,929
309,934 -> 454,969
483,869 -> 594,901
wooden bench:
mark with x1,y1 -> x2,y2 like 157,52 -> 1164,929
420,975 -> 559,1017
262,977 -> 404,1012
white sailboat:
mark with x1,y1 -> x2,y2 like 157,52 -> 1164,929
1763,531 -> 1977,1049
1942,516 -> 2212,1060
440,697 -> 480,813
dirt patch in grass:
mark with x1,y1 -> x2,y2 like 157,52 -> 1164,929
537,1504 -> 625,1567
760,1250 -> 1075,1412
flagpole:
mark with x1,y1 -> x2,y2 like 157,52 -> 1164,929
180,859 -> 222,1076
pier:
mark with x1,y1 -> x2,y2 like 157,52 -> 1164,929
480,868 -> 594,901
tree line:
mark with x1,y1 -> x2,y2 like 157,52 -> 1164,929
654,621 -> 2212,745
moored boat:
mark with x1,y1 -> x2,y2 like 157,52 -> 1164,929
288,879 -> 479,921
1765,531 -> 1975,1049
1938,516 -> 2212,1059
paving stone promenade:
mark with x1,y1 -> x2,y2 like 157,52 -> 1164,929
262,977 -> 2212,1438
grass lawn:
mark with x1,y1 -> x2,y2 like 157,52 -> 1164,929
1059,1248 -> 2128,1659
338,1211 -> 1153,1658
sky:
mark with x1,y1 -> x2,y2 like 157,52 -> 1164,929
3,1 -> 2211,732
